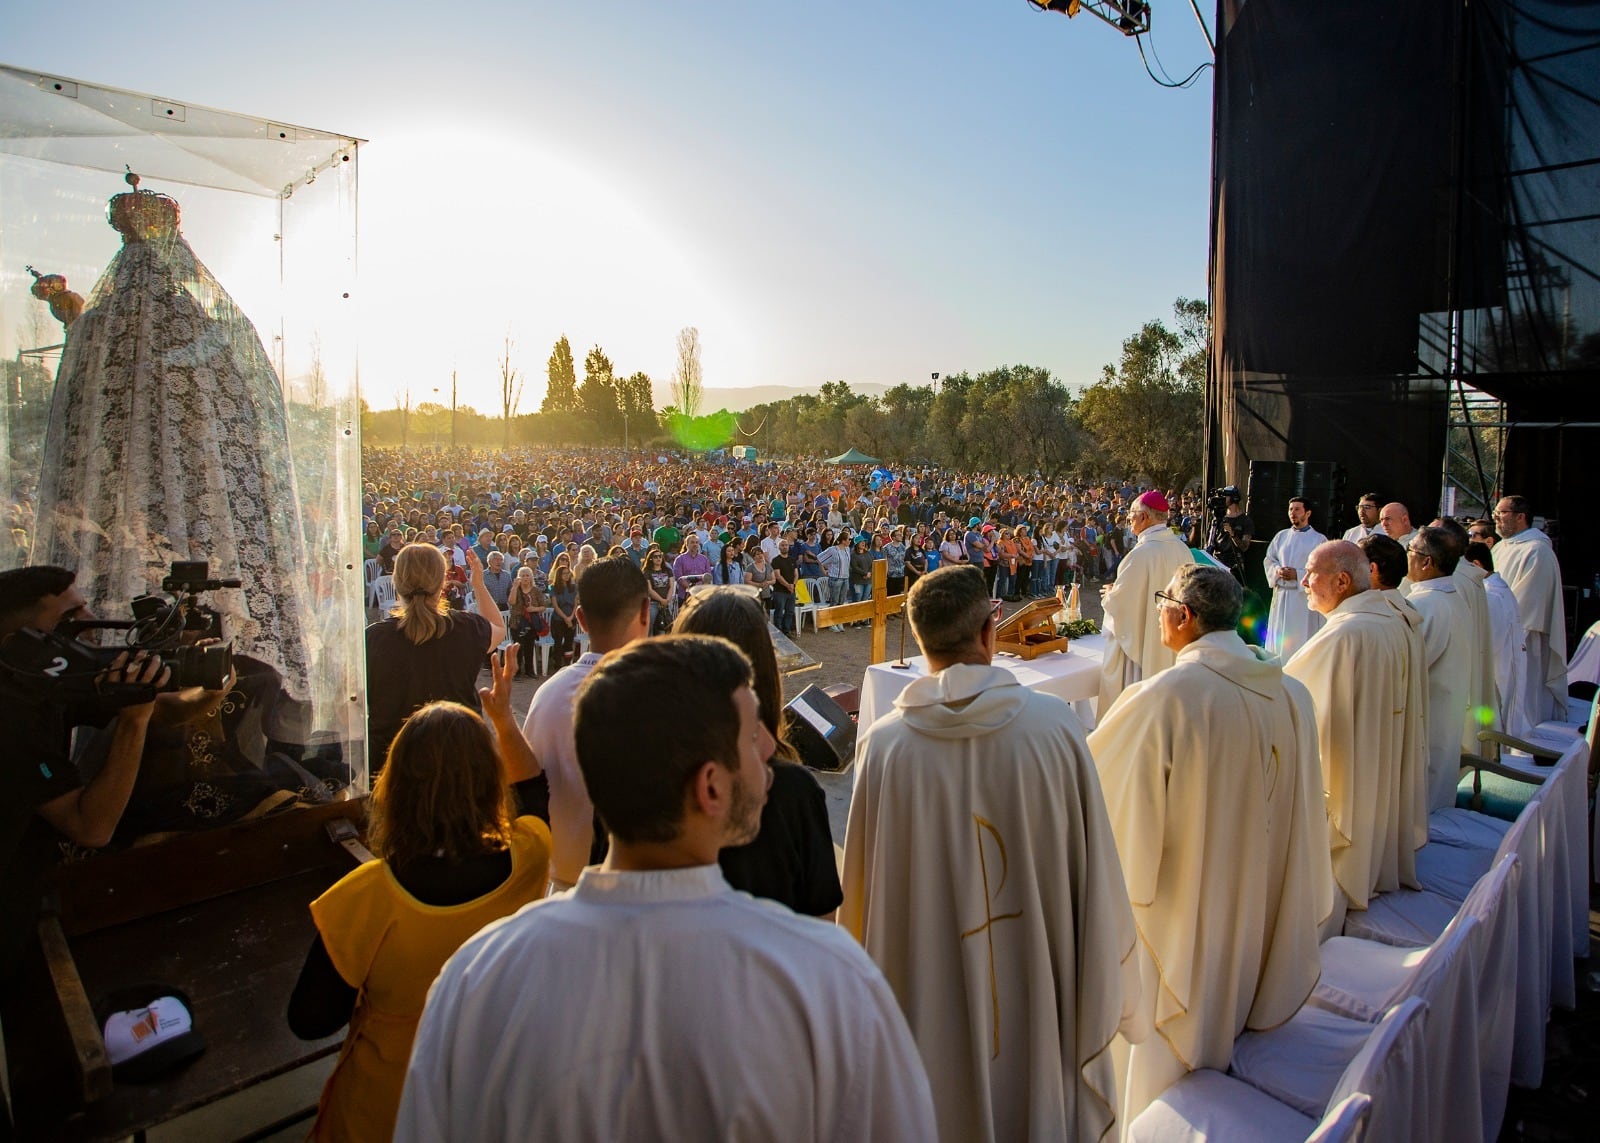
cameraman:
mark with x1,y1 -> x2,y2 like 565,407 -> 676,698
0,566 -> 169,975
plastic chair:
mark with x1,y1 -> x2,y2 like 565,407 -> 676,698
371,575 -> 396,615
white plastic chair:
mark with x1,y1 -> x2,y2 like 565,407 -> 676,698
371,575 -> 396,615
364,557 -> 383,585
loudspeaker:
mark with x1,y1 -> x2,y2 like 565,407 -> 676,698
1246,461 -> 1299,539
1247,460 -> 1348,538
784,684 -> 856,772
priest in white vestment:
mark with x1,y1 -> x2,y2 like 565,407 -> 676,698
1262,497 -> 1326,660
398,636 -> 936,1143
1406,527 -> 1476,811
1469,542 -> 1533,738
842,564 -> 1142,1143
1430,518 -> 1497,757
1340,493 -> 1382,542
1286,541 -> 1427,929
1492,496 -> 1568,725
1087,566 -> 1332,1123
1098,490 -> 1196,715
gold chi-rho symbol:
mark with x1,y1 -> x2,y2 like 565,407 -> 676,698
961,813 -> 1023,1059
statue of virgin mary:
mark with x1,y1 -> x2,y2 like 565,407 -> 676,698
32,173 -> 315,701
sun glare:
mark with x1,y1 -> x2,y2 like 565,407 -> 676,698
356,126 -> 749,415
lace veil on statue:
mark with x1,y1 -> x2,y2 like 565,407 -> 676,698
32,173 -> 316,702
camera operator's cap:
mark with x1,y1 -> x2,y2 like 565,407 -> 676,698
1135,490 -> 1171,513
97,986 -> 205,1082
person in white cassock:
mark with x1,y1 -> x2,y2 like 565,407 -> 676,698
1285,541 -> 1426,934
1341,492 -> 1382,542
1086,566 -> 1332,1123
1262,497 -> 1326,660
1405,527 -> 1476,810
1467,540 -> 1533,738
1492,495 -> 1569,725
1378,501 -> 1417,550
1431,517 -> 1497,756
841,564 -> 1142,1143
397,636 -> 936,1143
1098,490 -> 1196,714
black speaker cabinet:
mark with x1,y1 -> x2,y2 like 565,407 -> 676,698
784,684 -> 856,772
1247,460 -> 1348,538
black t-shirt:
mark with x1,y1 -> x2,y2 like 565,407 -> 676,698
1,680 -> 112,974
718,759 -> 842,917
365,612 -> 491,768
770,554 -> 797,594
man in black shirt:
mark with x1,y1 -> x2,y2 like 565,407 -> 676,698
0,567 -> 169,976
770,541 -> 798,637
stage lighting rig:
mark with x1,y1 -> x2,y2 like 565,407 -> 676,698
1028,0 -> 1151,37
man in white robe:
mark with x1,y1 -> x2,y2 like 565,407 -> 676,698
1262,497 -> 1326,660
1098,490 -> 1195,714
1468,541 -> 1532,738
1433,517 -> 1497,756
1492,495 -> 1568,724
1379,501 -> 1417,550
842,564 -> 1142,1143
1341,492 -> 1382,542
1088,566 -> 1332,1121
1286,541 -> 1427,931
1406,527 -> 1475,811
398,636 -> 936,1143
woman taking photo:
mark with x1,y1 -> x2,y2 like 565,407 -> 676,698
672,588 -> 841,918
365,544 -> 504,769
506,565 -> 547,677
290,657 -> 549,1142
548,557 -> 579,669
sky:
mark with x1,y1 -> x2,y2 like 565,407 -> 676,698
0,1 -> 1216,415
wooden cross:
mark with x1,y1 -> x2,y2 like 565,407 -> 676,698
813,559 -> 907,664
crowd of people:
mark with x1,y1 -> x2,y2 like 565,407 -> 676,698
359,445 -> 1226,660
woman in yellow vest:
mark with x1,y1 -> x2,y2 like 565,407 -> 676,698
288,669 -> 549,1142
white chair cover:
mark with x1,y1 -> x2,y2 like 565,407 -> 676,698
1568,619 -> 1600,685
1428,806 -> 1511,850
1322,998 -> 1428,1143
1314,856 -> 1519,1140
1413,840 -> 1494,902
1238,920 -> 1478,1141
1306,1094 -> 1373,1143
1126,1069 -> 1317,1143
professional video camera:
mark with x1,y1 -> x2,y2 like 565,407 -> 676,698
1204,486 -> 1247,574
0,560 -> 237,702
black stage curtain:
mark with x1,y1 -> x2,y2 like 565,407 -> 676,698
1207,0 -> 1599,598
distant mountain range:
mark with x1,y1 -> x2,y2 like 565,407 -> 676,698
649,382 -> 894,413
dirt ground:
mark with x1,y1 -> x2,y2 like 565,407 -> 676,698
503,583 -> 1108,846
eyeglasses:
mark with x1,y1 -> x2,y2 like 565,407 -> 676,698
1407,546 -> 1431,562
1154,590 -> 1188,614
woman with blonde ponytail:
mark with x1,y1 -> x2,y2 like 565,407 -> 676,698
365,543 -> 505,770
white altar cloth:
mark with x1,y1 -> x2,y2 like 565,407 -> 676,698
856,634 -> 1105,742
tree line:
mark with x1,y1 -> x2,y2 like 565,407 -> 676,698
357,299 -> 1208,489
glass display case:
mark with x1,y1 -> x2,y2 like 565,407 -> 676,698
0,64 -> 368,826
